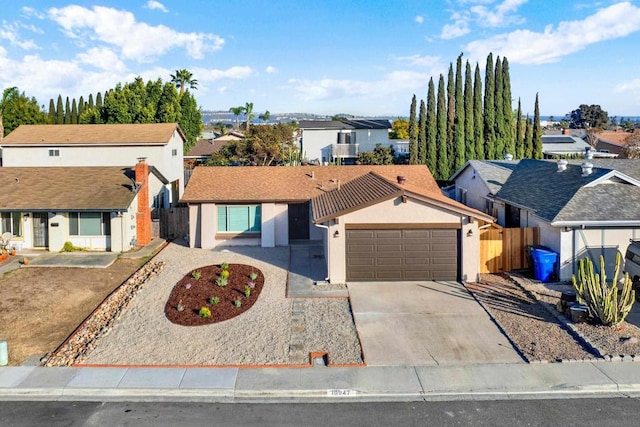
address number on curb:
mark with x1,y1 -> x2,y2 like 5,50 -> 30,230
327,389 -> 356,396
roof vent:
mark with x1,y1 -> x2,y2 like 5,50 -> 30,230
557,159 -> 568,172
585,146 -> 594,160
504,153 -> 513,161
581,161 -> 593,177
397,175 -> 407,185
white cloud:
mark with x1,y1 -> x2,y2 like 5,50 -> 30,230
614,78 -> 640,105
441,20 -> 471,39
0,21 -> 39,50
465,2 -> 640,64
394,54 -> 442,69
145,1 -> 168,13
415,15 -> 424,24
20,6 -> 45,20
470,0 -> 528,27
265,65 -> 277,74
76,47 -> 127,72
217,86 -> 228,95
193,66 -> 254,81
48,5 -> 224,61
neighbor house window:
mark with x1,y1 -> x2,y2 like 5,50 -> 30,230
1,212 -> 23,237
458,188 -> 467,204
69,212 -> 111,236
172,149 -> 178,156
49,149 -> 60,157
217,205 -> 261,233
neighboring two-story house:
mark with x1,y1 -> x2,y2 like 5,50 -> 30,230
298,119 -> 392,165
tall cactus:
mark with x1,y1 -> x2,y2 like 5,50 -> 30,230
571,252 -> 635,327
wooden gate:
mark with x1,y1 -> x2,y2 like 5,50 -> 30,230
479,226 -> 539,273
157,206 -> 189,240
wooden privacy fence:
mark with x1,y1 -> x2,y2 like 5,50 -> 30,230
156,206 -> 189,240
479,226 -> 540,273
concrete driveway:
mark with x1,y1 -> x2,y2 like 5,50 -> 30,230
348,281 -> 524,366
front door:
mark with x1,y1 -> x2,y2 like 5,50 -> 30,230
32,212 -> 49,248
288,202 -> 310,240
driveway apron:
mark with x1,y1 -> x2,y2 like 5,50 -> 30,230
348,281 -> 524,366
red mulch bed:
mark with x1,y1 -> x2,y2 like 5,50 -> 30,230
165,264 -> 264,326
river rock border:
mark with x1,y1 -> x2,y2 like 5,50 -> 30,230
44,261 -> 166,367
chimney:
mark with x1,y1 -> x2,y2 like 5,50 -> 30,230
397,175 -> 407,185
135,157 -> 152,246
504,153 -> 513,161
557,159 -> 568,172
581,161 -> 593,177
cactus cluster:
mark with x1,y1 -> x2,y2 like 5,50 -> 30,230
571,252 -> 635,327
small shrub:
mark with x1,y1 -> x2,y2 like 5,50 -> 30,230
191,270 -> 202,280
233,298 -> 242,307
216,277 -> 228,287
60,241 -> 84,252
249,272 -> 258,281
244,285 -> 251,297
221,262 -> 229,270
199,307 -> 212,318
220,269 -> 230,279
176,300 -> 184,312
247,281 -> 255,289
209,296 -> 220,305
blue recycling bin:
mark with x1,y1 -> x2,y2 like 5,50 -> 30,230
531,248 -> 558,282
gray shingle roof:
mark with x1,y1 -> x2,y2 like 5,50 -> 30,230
467,160 -> 519,195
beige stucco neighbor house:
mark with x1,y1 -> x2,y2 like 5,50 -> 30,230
1,123 -> 186,207
181,165 -> 494,283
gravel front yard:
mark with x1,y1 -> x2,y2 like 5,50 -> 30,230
78,243 -> 363,366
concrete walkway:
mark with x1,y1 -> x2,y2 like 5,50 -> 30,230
348,281 -> 524,366
287,243 -> 348,298
1,361 -> 640,402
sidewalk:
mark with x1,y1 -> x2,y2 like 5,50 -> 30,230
1,361 -> 640,402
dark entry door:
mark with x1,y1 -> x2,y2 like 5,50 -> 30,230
32,212 -> 49,248
288,202 -> 310,240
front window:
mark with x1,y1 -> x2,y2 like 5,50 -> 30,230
69,212 -> 111,236
49,149 -> 60,157
217,205 -> 261,233
1,212 -> 23,237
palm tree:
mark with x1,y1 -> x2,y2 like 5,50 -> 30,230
244,102 -> 254,131
259,110 -> 271,123
229,106 -> 245,129
170,69 -> 198,96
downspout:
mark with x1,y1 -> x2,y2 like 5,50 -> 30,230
314,223 -> 330,282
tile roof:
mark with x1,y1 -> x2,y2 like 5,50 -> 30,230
0,167 -> 138,211
181,165 -> 441,203
1,123 -> 184,146
597,131 -> 632,146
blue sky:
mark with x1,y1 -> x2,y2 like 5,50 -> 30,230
1,1 -> 640,118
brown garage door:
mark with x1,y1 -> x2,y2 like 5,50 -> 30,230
346,228 -> 459,281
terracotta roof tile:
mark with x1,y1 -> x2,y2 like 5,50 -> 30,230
597,131 -> 633,146
1,123 -> 183,145
0,167 -> 137,211
181,165 -> 441,203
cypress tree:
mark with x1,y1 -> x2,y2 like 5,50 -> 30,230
78,95 -> 85,119
494,56 -> 505,158
88,94 -> 94,110
473,63 -> 484,159
515,98 -> 524,158
71,98 -> 78,124
502,57 -> 514,156
55,95 -> 64,124
523,114 -> 533,158
453,54 -> 465,171
408,95 -> 418,164
464,60 -> 474,161
436,74 -> 449,181
48,99 -> 55,124
483,53 -> 496,159
96,92 -> 103,123
64,97 -> 71,124
532,93 -> 543,159
418,99 -> 427,165
446,64 -> 455,172
426,77 -> 437,175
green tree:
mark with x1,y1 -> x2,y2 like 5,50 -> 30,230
358,143 -> 395,165
0,87 -> 46,138
426,77 -> 437,175
532,93 -> 543,159
78,95 -> 85,119
523,114 -> 533,158
95,92 -> 103,123
179,91 -> 203,154
47,99 -> 55,124
436,74 -> 449,181
567,104 -> 609,129
446,63 -> 455,172
64,97 -> 71,124
515,98 -> 524,158
170,69 -> 198,96
464,60 -> 474,161
418,99 -> 427,165
453,54 -> 465,171
390,118 -> 409,139
79,107 -> 101,124
87,93 -> 94,110
502,57 -> 514,156
483,53 -> 496,159
473,63 -> 484,159
244,102 -> 254,131
494,56 -> 505,158
55,95 -> 64,124
229,106 -> 245,129
408,94 -> 418,164
71,98 -> 78,124
259,110 -> 271,122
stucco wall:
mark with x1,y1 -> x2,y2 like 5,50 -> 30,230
300,128 -> 390,163
454,167 -> 505,226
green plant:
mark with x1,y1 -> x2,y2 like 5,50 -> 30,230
249,272 -> 258,281
209,296 -> 220,305
220,269 -> 230,279
221,262 -> 229,270
176,300 -> 184,312
233,298 -> 242,307
215,277 -> 228,287
199,307 -> 212,318
572,252 -> 636,327
191,270 -> 202,280
244,285 -> 251,297
60,241 -> 84,252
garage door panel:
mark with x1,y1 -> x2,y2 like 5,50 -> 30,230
346,227 -> 459,282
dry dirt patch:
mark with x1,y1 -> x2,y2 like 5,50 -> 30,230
0,259 -> 142,365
